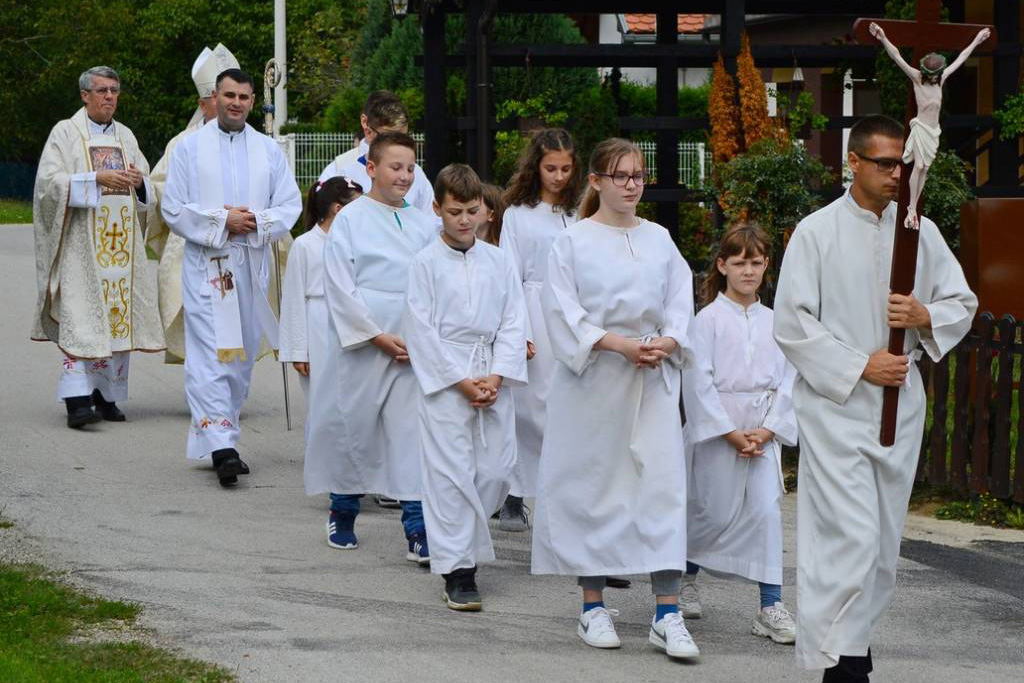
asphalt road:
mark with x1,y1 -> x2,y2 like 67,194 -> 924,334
1,223 -> 1022,682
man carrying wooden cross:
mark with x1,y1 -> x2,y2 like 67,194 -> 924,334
775,5 -> 991,679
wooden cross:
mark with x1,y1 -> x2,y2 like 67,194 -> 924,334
853,2 -> 996,447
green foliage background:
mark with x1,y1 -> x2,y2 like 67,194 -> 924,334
0,0 -> 364,163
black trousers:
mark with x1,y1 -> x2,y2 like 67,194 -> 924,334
822,650 -> 873,683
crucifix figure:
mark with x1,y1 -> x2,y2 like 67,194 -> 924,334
869,21 -> 991,229
853,4 -> 995,447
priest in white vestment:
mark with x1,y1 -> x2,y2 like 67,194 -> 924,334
32,66 -> 163,429
161,68 -> 301,487
147,44 -> 240,364
773,116 -> 976,682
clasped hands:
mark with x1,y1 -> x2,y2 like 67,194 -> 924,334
598,333 -> 678,369
224,204 -> 258,235
725,428 -> 775,458
457,375 -> 502,409
862,294 -> 931,387
96,163 -> 144,192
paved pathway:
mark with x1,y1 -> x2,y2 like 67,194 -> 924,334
1,224 -> 1022,682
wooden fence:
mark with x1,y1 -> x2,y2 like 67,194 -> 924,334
917,312 -> 1024,503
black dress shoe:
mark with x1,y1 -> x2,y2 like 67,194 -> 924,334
91,389 -> 125,421
238,459 -> 250,475
606,577 -> 631,589
66,396 -> 101,429
211,448 -> 243,487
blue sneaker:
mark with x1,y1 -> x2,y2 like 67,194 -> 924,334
406,532 -> 430,565
326,512 -> 357,549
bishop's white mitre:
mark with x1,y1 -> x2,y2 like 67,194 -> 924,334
191,44 -> 240,98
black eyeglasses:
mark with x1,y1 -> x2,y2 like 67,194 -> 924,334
853,153 -> 900,173
83,87 -> 121,95
595,171 -> 650,187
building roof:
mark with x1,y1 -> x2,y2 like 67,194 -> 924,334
622,13 -> 707,35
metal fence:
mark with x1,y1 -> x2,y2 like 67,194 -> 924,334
286,133 -> 709,189
635,140 -> 710,188
285,132 -> 426,187
917,311 -> 1024,503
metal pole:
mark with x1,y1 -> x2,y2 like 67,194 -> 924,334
274,0 -> 287,135
264,58 -> 293,432
475,0 -> 497,179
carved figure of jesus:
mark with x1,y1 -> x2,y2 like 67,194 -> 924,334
869,21 -> 991,229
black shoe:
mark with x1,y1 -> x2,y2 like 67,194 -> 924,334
822,650 -> 872,683
443,567 -> 482,611
498,495 -> 529,532
65,395 -> 101,429
238,459 -> 250,475
212,448 -> 243,487
606,577 -> 631,589
91,389 -> 125,421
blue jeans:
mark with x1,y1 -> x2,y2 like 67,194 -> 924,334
328,493 -> 424,539
686,562 -> 781,609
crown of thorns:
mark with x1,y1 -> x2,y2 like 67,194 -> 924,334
920,53 -> 948,75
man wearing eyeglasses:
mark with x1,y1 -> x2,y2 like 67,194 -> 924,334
773,115 -> 977,683
32,65 -> 164,429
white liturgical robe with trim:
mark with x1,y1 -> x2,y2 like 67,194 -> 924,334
161,120 -> 301,460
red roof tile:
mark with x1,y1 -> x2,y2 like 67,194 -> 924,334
623,13 -> 706,35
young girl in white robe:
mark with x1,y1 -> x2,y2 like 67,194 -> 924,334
402,164 -> 528,611
680,222 -> 799,645
278,176 -> 362,548
497,128 -> 584,531
531,138 -> 699,660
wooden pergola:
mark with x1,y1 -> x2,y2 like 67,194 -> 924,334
415,0 -> 1022,235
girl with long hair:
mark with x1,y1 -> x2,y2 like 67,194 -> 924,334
680,221 -> 799,644
531,138 -> 700,660
496,128 -> 584,531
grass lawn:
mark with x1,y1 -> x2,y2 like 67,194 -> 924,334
0,199 -> 32,224
0,562 -> 234,682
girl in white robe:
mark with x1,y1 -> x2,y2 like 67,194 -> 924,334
497,128 -> 584,530
278,176 -> 363,548
531,138 -> 699,660
680,222 -> 799,645
403,165 -> 528,610
313,134 -> 436,561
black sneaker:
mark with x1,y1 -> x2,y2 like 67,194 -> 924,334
65,395 -> 101,429
443,567 -> 482,611
91,389 -> 125,421
211,448 -> 243,487
498,495 -> 529,532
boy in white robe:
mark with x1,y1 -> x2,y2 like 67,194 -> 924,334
161,68 -> 302,487
403,164 -> 528,610
774,115 -> 976,682
317,91 -> 433,213
680,222 -> 798,644
315,132 -> 436,561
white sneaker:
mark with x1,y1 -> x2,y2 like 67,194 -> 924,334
752,602 -> 796,644
577,607 -> 621,649
679,579 -> 702,619
649,612 -> 700,659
